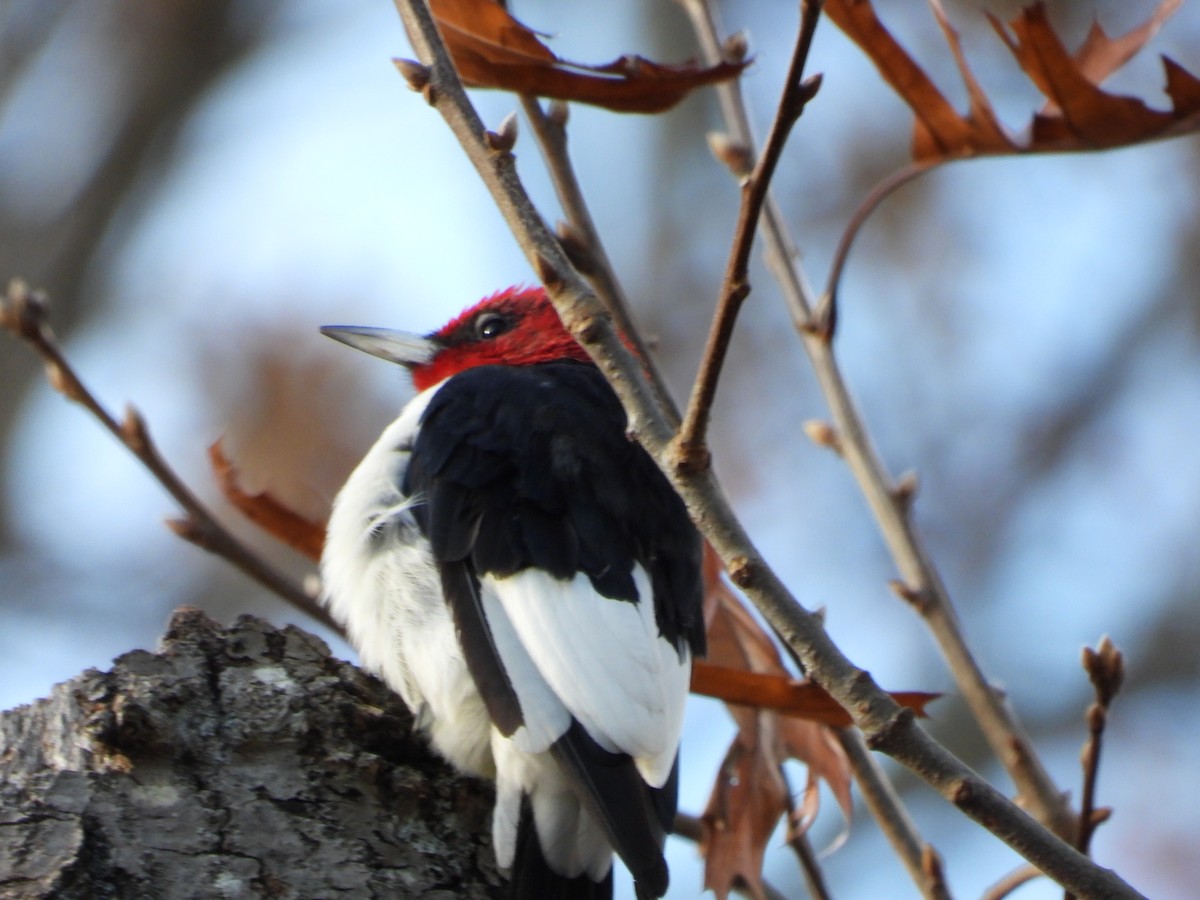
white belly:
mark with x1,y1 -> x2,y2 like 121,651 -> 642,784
320,386 -> 494,777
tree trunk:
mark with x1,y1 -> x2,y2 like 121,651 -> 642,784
0,608 -> 502,899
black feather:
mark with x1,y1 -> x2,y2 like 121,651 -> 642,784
549,720 -> 672,899
438,560 -> 524,737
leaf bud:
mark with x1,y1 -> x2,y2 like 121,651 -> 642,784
706,131 -> 753,177
555,221 -> 596,276
723,31 -> 750,63
392,58 -> 431,92
547,100 -> 570,127
802,419 -> 841,454
486,111 -> 519,154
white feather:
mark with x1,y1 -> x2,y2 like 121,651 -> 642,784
489,567 -> 691,788
321,383 -> 494,778
480,588 -> 570,753
492,733 -> 611,881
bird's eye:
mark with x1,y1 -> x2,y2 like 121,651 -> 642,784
475,312 -> 512,340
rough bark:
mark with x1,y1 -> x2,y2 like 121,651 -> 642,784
0,608 -> 502,899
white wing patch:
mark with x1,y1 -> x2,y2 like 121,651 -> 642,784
487,566 -> 691,788
480,589 -> 570,753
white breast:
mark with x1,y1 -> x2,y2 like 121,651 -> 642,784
320,384 -> 494,777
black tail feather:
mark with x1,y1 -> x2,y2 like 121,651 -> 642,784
549,721 -> 672,899
511,797 -> 614,900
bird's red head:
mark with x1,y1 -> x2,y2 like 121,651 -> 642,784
410,287 -> 591,392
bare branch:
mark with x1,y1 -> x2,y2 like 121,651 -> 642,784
1069,635 -> 1125,900
1,279 -> 340,636
674,1 -> 824,470
835,728 -> 951,900
518,95 -> 681,423
677,0 -> 1076,840
983,865 -> 1044,900
779,765 -> 834,900
385,3 -> 1141,896
823,160 -> 937,321
772,617 -> 946,900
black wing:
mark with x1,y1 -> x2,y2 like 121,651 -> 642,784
404,361 -> 702,896
404,361 -> 703,657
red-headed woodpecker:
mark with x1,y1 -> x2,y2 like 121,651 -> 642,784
320,287 -> 705,899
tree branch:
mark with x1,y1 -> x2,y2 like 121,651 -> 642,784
677,0 -> 1076,840
779,765 -> 834,900
983,865 -> 1044,900
823,159 -> 937,318
835,727 -> 951,900
0,279 -> 339,636
774,617 -> 946,900
518,95 -> 681,423
386,2 -> 1141,895
674,0 -> 823,471
1067,637 -> 1124,900
0,609 -> 499,896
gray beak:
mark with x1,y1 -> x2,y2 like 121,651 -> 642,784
320,326 -> 436,367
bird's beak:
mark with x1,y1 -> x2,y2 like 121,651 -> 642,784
320,326 -> 436,367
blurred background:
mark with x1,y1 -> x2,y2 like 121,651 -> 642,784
2,0 -> 1198,897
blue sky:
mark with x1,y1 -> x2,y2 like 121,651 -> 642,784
3,1 -> 1199,896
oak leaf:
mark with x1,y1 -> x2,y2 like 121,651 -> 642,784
823,0 -> 1200,160
691,662 -> 936,728
209,439 -> 326,562
425,0 -> 748,113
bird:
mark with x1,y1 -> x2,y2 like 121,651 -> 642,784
319,286 -> 705,899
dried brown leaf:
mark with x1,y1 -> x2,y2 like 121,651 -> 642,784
923,0 -> 1015,158
1072,0 -> 1181,85
690,662 -> 937,727
824,0 -> 1200,160
427,0 -> 748,113
1164,56 -> 1200,114
698,545 -> 853,897
780,715 -> 853,838
209,439 -> 326,562
990,6 -> 1172,148
701,728 -> 787,900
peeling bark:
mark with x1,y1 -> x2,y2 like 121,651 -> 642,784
0,608 -> 502,899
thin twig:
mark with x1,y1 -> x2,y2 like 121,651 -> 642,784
1077,637 -> 1124,854
677,0 -> 1076,841
387,3 -> 1141,896
518,95 -> 681,423
834,728 -> 951,900
772,616 -> 948,900
823,159 -> 938,318
677,0 -> 819,328
778,764 -> 834,900
0,279 -> 341,636
674,0 -> 824,471
982,865 -> 1044,900
790,828 -> 833,900
1067,637 -> 1125,900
